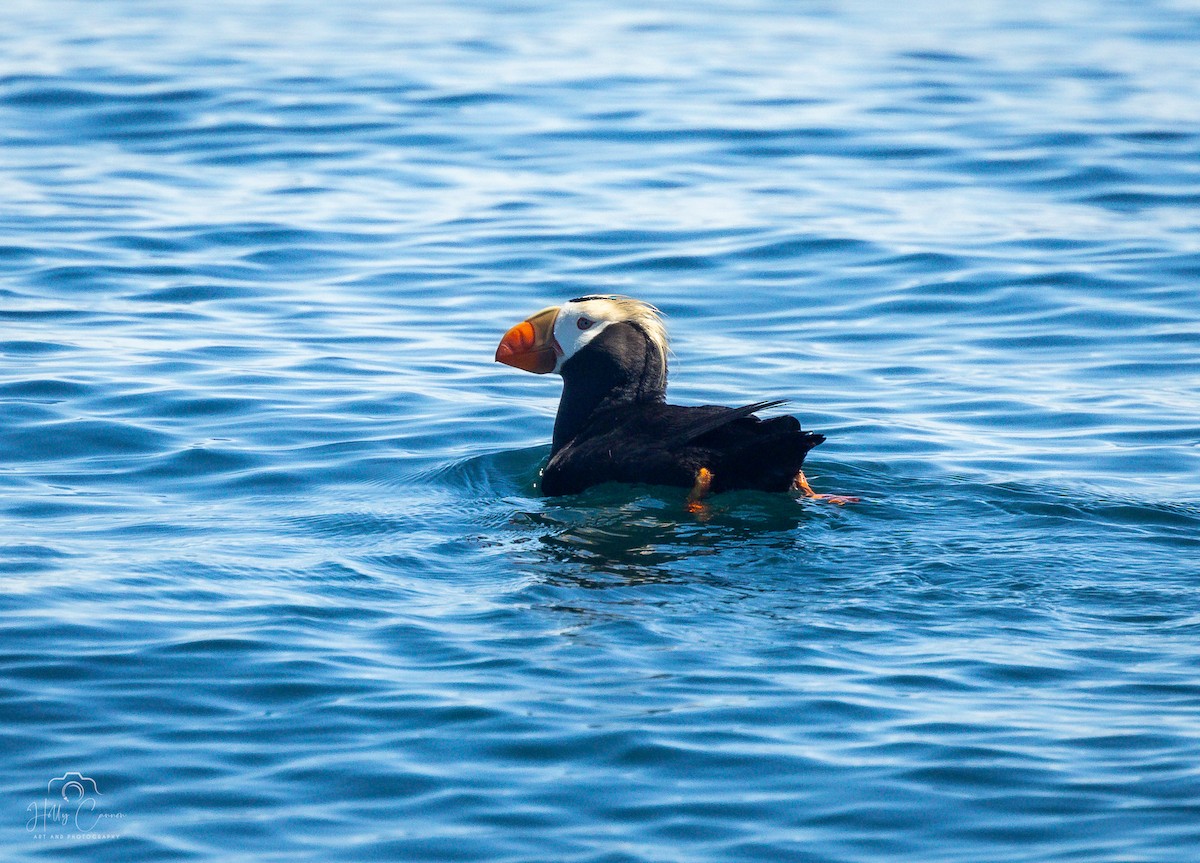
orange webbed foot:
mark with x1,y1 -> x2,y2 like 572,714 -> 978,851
792,470 -> 860,506
687,467 -> 714,517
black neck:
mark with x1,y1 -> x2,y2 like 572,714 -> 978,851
551,322 -> 666,453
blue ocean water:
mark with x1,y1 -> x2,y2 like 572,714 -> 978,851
3,0 -> 1200,860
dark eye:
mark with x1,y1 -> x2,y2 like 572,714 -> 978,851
577,317 -> 594,330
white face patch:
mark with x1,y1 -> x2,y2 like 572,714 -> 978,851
543,295 -> 669,377
550,298 -> 624,373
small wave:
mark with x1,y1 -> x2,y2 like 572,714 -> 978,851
427,446 -> 547,499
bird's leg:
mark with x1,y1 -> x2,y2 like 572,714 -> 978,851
687,467 -> 714,516
792,470 -> 860,506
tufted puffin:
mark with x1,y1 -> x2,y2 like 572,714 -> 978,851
495,295 -> 856,505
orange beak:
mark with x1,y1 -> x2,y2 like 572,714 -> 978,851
495,306 -> 561,374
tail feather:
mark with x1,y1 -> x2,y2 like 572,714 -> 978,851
712,423 -> 825,492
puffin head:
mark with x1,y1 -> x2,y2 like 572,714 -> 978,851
495,295 -> 668,377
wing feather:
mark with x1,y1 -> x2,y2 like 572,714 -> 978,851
664,399 -> 789,447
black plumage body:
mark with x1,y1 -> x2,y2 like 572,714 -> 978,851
541,400 -> 826,497
538,318 -> 825,497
